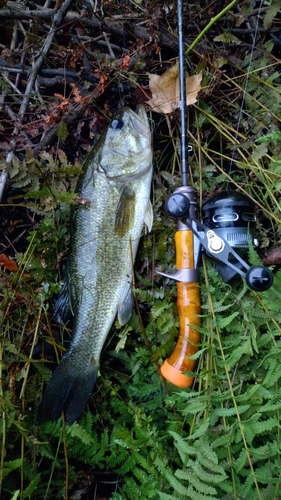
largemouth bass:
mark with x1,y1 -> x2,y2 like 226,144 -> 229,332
37,105 -> 153,424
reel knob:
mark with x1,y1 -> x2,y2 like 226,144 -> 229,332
245,266 -> 273,291
165,192 -> 190,219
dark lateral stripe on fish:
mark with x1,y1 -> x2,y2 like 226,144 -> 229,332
37,358 -> 97,424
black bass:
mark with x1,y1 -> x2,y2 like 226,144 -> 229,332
37,106 -> 153,424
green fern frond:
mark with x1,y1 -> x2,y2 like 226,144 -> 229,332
197,448 -> 224,474
255,130 -> 281,143
184,471 -> 218,496
22,473 -> 41,498
258,398 -> 281,413
169,431 -> 197,457
158,492 -> 177,500
237,473 -> 255,498
192,461 -> 227,484
3,459 -> 22,479
234,448 -> 248,473
211,432 -> 233,450
181,398 -> 208,415
117,455 -> 136,474
224,341 -> 253,370
66,421 -> 95,445
188,420 -> 210,440
262,358 -> 281,388
155,457 -> 188,496
243,416 -> 280,444
209,404 -> 250,426
186,485 -> 219,500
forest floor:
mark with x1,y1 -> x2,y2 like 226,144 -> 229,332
1,1 -> 281,499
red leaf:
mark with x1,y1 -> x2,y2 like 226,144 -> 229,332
0,254 -> 18,271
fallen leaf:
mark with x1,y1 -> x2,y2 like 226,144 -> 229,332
263,247 -> 281,265
0,254 -> 18,271
54,93 -> 69,112
120,54 -> 131,69
147,61 -> 202,114
70,83 -> 90,105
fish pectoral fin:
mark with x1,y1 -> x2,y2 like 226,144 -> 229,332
118,287 -> 134,326
115,185 -> 136,237
144,199 -> 153,232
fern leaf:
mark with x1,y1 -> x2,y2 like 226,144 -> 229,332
255,131 -> 281,144
262,358 -> 281,388
189,420 -> 210,440
258,399 -> 281,413
234,448 -> 247,473
214,311 -> 239,329
192,461 -> 227,484
169,431 -> 196,463
158,493 -> 177,500
3,458 -> 22,478
250,441 -> 279,460
225,341 -> 252,370
155,457 -> 187,496
186,484 -> 219,500
117,454 -> 136,474
244,416 -> 280,444
237,473 -> 255,498
182,399 -> 208,415
264,0 -> 281,29
66,421 -> 95,445
211,432 -> 233,450
185,470 -> 218,496
22,473 -> 41,498
251,416 -> 280,435
197,449 -> 226,475
234,383 -> 262,403
209,404 -> 250,426
10,492 -> 20,500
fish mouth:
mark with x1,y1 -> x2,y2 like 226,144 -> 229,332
129,105 -> 150,136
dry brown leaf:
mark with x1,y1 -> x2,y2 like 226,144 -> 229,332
147,61 -> 202,114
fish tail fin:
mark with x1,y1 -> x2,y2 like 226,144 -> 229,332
37,356 -> 97,424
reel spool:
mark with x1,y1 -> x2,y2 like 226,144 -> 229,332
201,190 -> 257,249
200,190 -> 273,291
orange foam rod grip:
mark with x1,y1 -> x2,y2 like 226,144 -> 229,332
161,230 -> 201,388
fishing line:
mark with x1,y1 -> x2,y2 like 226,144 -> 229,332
177,0 -> 189,186
227,0 -> 263,189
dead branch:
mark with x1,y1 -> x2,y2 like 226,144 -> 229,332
0,2 -> 177,49
17,0 -> 75,122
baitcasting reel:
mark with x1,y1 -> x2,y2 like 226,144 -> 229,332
158,187 -> 274,388
164,187 -> 273,292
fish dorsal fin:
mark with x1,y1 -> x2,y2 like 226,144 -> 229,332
115,185 -> 136,237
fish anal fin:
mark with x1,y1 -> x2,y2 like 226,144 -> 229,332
115,185 -> 136,237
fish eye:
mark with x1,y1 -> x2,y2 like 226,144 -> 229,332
111,119 -> 124,130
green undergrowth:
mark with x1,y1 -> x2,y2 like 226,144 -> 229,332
2,1 -> 281,499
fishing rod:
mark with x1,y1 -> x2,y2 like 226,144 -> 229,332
158,0 -> 274,388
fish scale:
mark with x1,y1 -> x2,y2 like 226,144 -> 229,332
37,105 -> 153,424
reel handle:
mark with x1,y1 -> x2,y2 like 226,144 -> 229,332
160,229 -> 201,388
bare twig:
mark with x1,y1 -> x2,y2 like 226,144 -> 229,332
0,3 -> 177,49
17,0 -> 75,121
